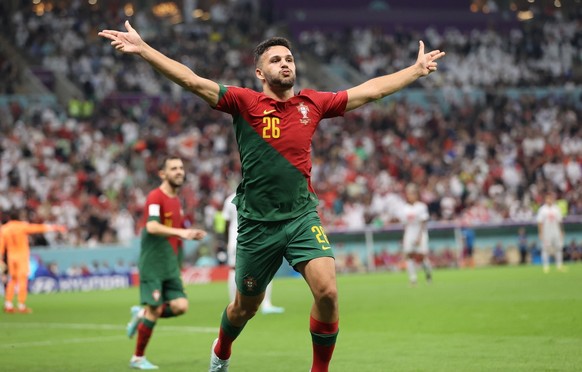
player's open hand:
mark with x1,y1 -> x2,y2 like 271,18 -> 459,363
416,40 -> 445,76
98,20 -> 144,55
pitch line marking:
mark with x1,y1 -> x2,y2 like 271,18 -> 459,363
0,335 -> 127,349
0,322 -> 218,333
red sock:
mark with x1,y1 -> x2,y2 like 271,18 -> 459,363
310,316 -> 339,372
214,327 -> 236,360
135,320 -> 154,357
159,303 -> 176,318
214,308 -> 245,360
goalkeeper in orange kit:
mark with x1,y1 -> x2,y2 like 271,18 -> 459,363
0,210 -> 66,313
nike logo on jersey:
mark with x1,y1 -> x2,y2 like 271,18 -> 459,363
263,109 -> 277,115
322,246 -> 331,250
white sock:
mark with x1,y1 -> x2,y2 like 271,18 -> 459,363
556,249 -> 563,269
542,250 -> 550,271
262,282 -> 274,308
422,258 -> 433,279
228,269 -> 236,302
5,300 -> 13,309
406,259 -> 417,283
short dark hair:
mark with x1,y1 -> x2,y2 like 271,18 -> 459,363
7,209 -> 22,221
159,155 -> 182,170
254,37 -> 292,66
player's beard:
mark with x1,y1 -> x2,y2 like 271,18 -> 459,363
168,176 -> 184,190
266,71 -> 295,90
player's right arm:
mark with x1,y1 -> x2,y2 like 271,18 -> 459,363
23,223 -> 67,235
98,21 -> 220,106
146,220 -> 206,240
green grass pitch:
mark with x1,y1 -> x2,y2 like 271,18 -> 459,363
1,265 -> 581,371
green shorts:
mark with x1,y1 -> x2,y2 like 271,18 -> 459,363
139,277 -> 186,306
235,210 -> 335,296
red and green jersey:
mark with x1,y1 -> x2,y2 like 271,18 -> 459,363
139,187 -> 183,280
214,84 -> 348,221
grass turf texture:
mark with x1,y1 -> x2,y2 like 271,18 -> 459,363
1,265 -> 581,371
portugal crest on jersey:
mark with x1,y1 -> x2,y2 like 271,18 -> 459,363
243,276 -> 257,292
297,102 -> 311,125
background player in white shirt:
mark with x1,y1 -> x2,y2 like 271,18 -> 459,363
222,193 -> 284,314
398,184 -> 433,285
536,191 -> 565,273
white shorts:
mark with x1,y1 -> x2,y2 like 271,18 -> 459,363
403,239 -> 429,255
542,236 -> 563,254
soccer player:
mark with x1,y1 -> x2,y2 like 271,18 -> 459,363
223,192 -> 284,314
0,210 -> 66,313
536,191 -> 565,273
99,21 -> 444,372
398,184 -> 432,285
126,156 -> 207,370
460,223 -> 476,268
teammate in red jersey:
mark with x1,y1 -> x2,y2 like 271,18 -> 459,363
126,156 -> 207,370
100,22 -> 444,372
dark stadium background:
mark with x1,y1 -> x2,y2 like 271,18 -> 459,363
0,0 -> 580,284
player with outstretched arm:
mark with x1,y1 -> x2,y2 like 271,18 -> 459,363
99,21 -> 444,372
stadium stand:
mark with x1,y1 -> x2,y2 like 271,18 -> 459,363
0,0 -> 580,252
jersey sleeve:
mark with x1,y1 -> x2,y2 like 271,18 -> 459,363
420,204 -> 430,222
24,223 -> 53,234
214,84 -> 255,116
145,191 -> 163,223
310,90 -> 348,119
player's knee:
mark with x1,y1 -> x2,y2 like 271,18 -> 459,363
232,301 -> 260,320
315,285 -> 338,306
173,298 -> 189,315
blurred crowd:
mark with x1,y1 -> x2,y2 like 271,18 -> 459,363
299,13 -> 581,89
0,2 -> 580,247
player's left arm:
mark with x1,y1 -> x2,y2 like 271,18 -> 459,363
536,209 -> 545,242
345,41 -> 445,112
0,229 -> 5,259
416,204 -> 430,245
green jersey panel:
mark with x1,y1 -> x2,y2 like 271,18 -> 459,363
214,84 -> 348,222
139,230 -> 181,280
233,116 -> 318,221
